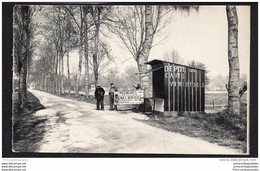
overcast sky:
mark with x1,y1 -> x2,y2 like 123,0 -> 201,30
68,5 -> 250,78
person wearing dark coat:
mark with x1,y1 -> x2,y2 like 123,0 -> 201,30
95,84 -> 105,110
109,83 -> 116,110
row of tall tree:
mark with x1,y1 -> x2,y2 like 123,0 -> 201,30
31,5 -> 114,97
13,5 -> 34,110
13,5 -> 242,115
31,5 -> 200,97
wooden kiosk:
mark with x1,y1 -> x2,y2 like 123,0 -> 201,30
145,59 -> 205,116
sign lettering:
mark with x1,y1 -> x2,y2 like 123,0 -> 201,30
164,64 -> 203,87
114,90 -> 144,105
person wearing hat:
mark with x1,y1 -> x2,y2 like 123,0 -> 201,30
95,84 -> 105,110
109,83 -> 116,110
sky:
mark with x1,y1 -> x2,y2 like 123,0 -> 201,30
68,5 -> 250,78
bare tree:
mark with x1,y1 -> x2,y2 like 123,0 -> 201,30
65,6 -> 86,97
226,6 -> 240,115
13,5 -> 34,110
43,6 -> 79,94
137,5 -> 199,97
66,5 -> 111,96
31,41 -> 53,91
32,6 -> 76,95
87,39 -> 115,76
137,5 -> 154,97
107,5 -> 198,97
90,6 -> 101,87
41,7 -> 61,93
63,10 -> 78,96
187,60 -> 209,85
162,48 -> 184,64
31,5 -> 113,97
83,7 -> 90,97
89,6 -> 112,87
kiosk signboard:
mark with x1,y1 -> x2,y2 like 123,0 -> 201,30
163,62 -> 205,112
146,59 -> 205,113
114,90 -> 144,105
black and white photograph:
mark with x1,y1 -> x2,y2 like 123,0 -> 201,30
2,2 -> 258,161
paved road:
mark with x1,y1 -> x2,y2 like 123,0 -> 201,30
30,89 -> 242,154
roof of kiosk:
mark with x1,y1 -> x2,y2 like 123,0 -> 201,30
145,59 -> 206,71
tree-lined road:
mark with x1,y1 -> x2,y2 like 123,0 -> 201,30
30,89 -> 242,154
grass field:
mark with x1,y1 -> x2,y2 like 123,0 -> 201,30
205,91 -> 247,113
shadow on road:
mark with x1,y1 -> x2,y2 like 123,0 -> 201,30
12,91 -> 46,152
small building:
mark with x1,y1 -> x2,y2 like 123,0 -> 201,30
145,59 -> 205,115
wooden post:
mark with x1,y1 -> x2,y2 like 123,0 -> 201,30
143,88 -> 145,114
153,98 -> 155,117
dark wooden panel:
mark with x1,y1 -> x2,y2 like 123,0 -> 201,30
178,77 -> 180,111
172,65 -> 175,111
170,79 -> 173,111
194,71 -> 197,111
152,66 -> 164,98
201,71 -> 205,111
179,71 -> 183,111
170,64 -> 174,111
164,63 -> 169,111
186,67 -> 189,111
160,61 -> 205,112
175,70 -> 178,111
176,69 -> 179,111
182,68 -> 186,111
168,63 -> 171,111
189,69 -> 192,111
197,70 -> 201,111
191,69 -> 194,111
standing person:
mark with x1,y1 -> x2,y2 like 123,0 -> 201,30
114,87 -> 118,111
109,83 -> 116,110
95,84 -> 105,110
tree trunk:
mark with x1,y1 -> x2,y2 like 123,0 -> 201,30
19,63 -> 27,109
84,10 -> 90,98
138,5 -> 154,97
51,54 -> 54,93
67,51 -> 71,96
44,74 -> 47,91
84,35 -> 89,97
61,53 -> 64,94
12,30 -> 19,93
47,74 -> 50,92
226,6 -> 240,115
76,35 -> 83,97
55,51 -> 59,93
19,6 -> 30,109
26,62 -> 30,87
58,52 -> 61,94
93,6 -> 100,87
52,46 -> 55,93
